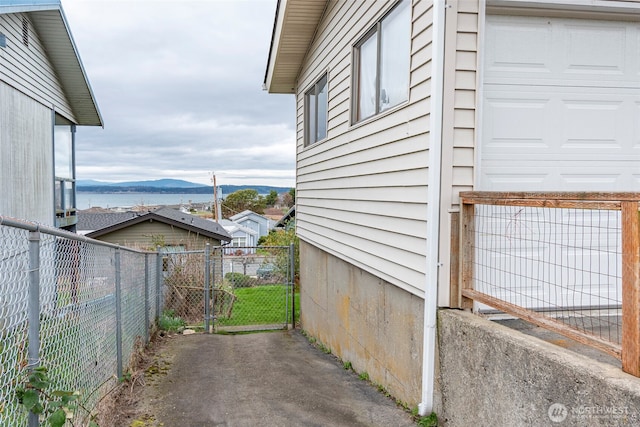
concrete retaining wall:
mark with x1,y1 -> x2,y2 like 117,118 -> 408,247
438,309 -> 640,426
299,240 -> 424,406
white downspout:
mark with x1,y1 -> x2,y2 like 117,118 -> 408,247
419,0 -> 446,417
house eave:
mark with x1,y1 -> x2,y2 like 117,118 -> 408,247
264,0 -> 329,94
86,213 -> 232,243
0,1 -> 103,127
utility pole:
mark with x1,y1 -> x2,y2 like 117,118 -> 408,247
211,172 -> 219,222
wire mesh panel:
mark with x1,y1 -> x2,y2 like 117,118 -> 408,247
120,250 -> 148,368
214,246 -> 293,332
39,234 -> 119,424
162,250 -> 207,326
473,204 -> 622,344
0,225 -> 30,426
146,253 -> 159,329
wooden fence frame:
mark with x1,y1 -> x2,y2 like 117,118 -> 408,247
456,192 -> 640,377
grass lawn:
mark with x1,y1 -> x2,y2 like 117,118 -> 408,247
216,285 -> 299,327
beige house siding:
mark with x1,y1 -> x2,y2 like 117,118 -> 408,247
295,0 -> 432,296
0,81 -> 54,225
93,221 -> 223,251
0,12 -> 76,122
438,0 -> 479,305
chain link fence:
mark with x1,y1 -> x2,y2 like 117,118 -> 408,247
0,215 -> 296,425
161,246 -> 296,333
0,216 -> 161,426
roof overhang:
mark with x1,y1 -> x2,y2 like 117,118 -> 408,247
0,0 -> 103,126
87,212 -> 232,243
264,0 -> 328,94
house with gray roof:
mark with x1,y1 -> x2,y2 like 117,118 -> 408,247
81,207 -> 231,250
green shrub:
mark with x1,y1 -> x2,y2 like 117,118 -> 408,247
158,310 -> 186,332
224,272 -> 258,288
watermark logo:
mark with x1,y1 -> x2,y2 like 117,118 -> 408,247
548,403 -> 635,423
548,403 -> 568,423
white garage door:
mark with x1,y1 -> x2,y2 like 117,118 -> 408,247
477,15 -> 640,311
480,15 -> 640,191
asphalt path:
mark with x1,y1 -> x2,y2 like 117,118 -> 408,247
139,330 -> 416,426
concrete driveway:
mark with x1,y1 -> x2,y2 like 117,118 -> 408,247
138,330 -> 416,426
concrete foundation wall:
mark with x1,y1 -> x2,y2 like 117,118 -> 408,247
438,310 -> 640,426
299,240 -> 424,406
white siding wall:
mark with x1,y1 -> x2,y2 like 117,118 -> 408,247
439,0 -> 480,305
0,13 -> 76,122
295,0 -> 432,296
0,81 -> 54,225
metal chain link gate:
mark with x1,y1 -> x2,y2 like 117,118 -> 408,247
161,244 -> 295,333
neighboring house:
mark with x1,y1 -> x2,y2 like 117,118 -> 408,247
219,219 -> 259,253
0,0 -> 102,230
264,0 -> 640,413
82,207 -> 231,250
229,210 -> 273,239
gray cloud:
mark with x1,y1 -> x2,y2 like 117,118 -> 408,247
62,0 -> 295,186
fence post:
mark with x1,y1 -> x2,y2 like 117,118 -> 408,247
622,201 -> 640,377
204,243 -> 211,334
289,243 -> 295,329
156,247 -> 162,321
115,248 -> 123,379
449,211 -> 460,308
144,253 -> 150,344
459,200 -> 474,310
27,230 -> 40,427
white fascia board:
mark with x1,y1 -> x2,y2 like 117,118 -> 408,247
264,0 -> 288,93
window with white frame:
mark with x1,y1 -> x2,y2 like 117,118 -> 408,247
304,73 -> 328,146
353,0 -> 410,123
232,236 -> 247,247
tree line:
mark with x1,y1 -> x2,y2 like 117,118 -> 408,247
221,188 -> 295,218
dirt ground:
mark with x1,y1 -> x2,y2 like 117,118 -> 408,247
95,331 -> 173,427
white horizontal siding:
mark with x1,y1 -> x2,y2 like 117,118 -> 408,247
438,0 -> 480,305
302,197 -> 428,221
294,0 -> 432,296
0,13 -> 75,122
296,220 -> 427,291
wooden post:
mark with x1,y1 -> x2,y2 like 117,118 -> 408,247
459,200 -> 474,310
449,211 -> 460,308
621,201 -> 640,377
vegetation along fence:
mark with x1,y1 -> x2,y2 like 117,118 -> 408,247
162,245 -> 297,333
454,192 -> 640,377
0,216 -> 161,426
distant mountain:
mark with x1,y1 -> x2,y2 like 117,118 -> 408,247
76,179 -> 203,188
76,180 -> 292,195
76,179 -> 111,186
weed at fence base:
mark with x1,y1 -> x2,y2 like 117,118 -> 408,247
158,310 -> 186,333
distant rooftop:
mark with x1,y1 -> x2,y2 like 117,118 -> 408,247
79,207 -> 231,242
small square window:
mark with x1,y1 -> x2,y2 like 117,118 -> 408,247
304,73 -> 328,146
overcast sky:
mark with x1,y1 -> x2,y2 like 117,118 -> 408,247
60,0 -> 296,187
